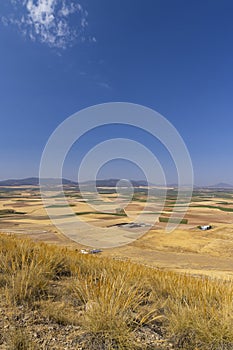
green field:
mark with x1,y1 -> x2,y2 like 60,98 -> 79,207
159,216 -> 188,224
76,211 -> 127,217
191,204 -> 233,212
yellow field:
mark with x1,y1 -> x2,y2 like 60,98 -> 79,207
0,185 -> 233,279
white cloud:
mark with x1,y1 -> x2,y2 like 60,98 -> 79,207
97,82 -> 111,90
27,0 -> 55,26
2,0 -> 93,49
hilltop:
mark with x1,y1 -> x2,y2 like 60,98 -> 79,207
0,234 -> 233,349
1,177 -> 233,189
0,177 -> 76,186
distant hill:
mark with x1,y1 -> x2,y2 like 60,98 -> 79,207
0,177 -> 149,187
0,177 -> 77,186
80,179 -> 149,187
1,177 -> 232,189
207,183 -> 233,189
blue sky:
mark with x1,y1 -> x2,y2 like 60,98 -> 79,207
0,0 -> 233,185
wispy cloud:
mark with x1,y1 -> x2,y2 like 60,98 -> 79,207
1,0 -> 96,49
97,82 -> 111,90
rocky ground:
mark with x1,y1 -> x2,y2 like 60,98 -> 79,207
0,303 -> 174,349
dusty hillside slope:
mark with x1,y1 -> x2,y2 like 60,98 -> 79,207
0,234 -> 233,349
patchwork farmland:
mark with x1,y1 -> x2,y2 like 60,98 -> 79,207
1,184 -> 233,279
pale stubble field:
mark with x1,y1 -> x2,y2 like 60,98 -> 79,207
1,185 -> 233,279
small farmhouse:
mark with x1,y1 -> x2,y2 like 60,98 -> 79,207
199,225 -> 212,231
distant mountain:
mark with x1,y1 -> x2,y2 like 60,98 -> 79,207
207,183 -> 233,189
0,177 -> 148,187
0,177 -> 77,186
80,179 -> 149,187
2,177 -> 231,189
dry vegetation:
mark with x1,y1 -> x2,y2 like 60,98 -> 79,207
0,234 -> 233,349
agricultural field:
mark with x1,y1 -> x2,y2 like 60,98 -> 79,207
0,184 -> 233,279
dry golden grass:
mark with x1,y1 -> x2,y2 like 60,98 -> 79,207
72,272 -> 162,348
0,237 -> 72,305
0,233 -> 233,349
6,326 -> 36,350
